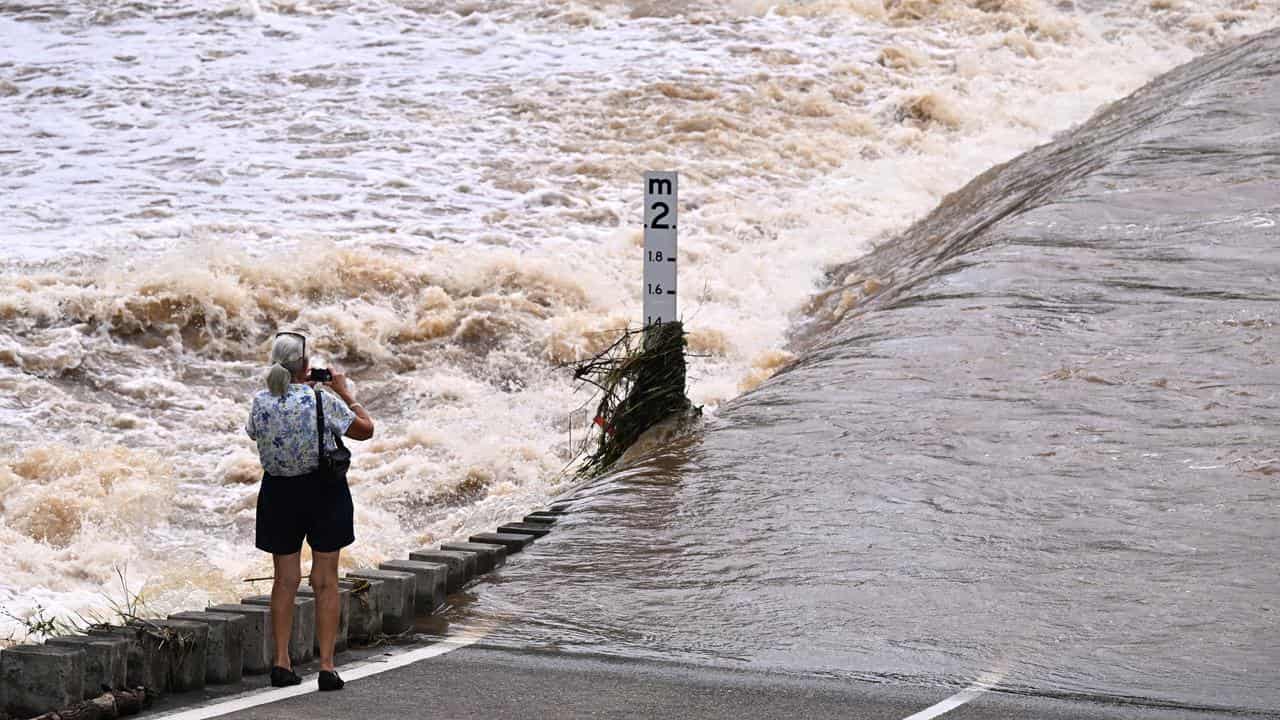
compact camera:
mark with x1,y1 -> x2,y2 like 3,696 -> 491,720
308,367 -> 333,383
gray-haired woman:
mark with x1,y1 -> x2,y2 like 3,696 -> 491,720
245,331 -> 374,691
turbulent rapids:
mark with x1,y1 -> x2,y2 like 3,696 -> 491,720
1,0 -> 1277,708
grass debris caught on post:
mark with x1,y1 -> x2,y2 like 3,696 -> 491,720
568,321 -> 694,478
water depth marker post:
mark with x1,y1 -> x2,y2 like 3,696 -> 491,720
643,171 -> 677,329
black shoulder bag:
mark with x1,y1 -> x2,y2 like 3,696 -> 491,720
315,388 -> 352,482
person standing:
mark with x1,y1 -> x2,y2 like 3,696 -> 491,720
245,331 -> 375,691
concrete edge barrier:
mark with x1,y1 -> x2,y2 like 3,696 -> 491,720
168,611 -> 246,685
407,550 -> 473,592
147,620 -> 208,694
296,585 -> 352,655
497,523 -> 552,538
378,560 -> 447,615
439,542 -> 505,572
43,635 -> 127,700
242,596 -> 315,666
1,644 -> 85,718
82,620 -> 209,697
86,625 -> 163,693
468,532 -> 534,553
3,502 -> 576,717
339,578 -> 385,645
205,604 -> 270,675
346,569 -> 415,635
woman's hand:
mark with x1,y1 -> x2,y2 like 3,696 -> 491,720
328,367 -> 374,440
327,369 -> 352,399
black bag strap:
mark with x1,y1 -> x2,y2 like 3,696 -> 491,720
314,388 -> 328,466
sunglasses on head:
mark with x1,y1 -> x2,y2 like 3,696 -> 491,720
275,331 -> 306,359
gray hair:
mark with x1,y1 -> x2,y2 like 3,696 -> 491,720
266,333 -> 306,396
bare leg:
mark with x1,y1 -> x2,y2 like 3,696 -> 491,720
271,552 -> 302,669
310,550 -> 341,672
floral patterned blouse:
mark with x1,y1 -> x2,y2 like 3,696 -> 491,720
245,384 -> 356,477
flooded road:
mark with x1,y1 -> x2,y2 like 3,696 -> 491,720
452,29 -> 1280,713
1,0 -> 1276,711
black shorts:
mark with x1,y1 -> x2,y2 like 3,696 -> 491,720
255,471 -> 354,555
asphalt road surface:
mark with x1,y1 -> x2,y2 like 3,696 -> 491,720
154,643 -> 1275,720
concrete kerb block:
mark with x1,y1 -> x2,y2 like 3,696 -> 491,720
346,569 -> 414,635
87,625 -> 163,692
242,595 -> 315,666
408,550 -> 474,592
205,604 -> 270,674
44,635 -> 127,698
147,619 -> 208,693
168,611 -> 245,685
1,644 -> 85,718
469,532 -> 533,553
378,560 -> 447,614
297,585 -> 351,655
440,542 -> 506,572
339,578 -> 384,644
497,523 -> 551,538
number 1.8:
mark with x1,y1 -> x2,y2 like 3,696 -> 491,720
647,250 -> 665,262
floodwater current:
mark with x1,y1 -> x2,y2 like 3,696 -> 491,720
451,29 -> 1280,714
0,0 -> 1277,712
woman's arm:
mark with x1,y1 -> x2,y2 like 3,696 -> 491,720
328,371 -> 374,440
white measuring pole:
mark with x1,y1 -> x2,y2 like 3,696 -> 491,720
643,171 -> 677,328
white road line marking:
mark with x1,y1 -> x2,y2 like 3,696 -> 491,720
900,669 -> 1006,720
151,626 -> 493,720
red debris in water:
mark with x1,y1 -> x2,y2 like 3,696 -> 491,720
593,416 -> 616,436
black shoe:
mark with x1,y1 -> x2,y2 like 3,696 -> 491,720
318,670 -> 344,691
270,666 -> 302,687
